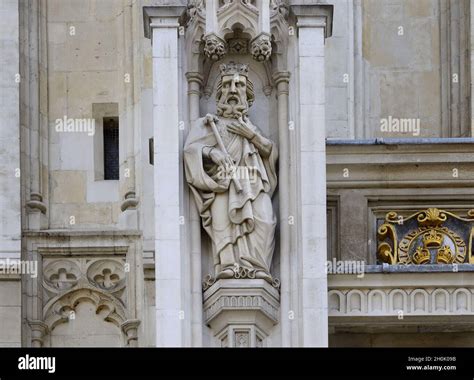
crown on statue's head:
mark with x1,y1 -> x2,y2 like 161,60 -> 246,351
219,62 -> 249,77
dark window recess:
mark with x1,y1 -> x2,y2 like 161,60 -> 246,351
149,138 -> 154,165
103,117 -> 119,180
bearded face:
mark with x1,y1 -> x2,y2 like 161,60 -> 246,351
216,75 -> 249,119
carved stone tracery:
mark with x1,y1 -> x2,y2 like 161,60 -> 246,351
40,255 -> 133,346
194,0 -> 289,63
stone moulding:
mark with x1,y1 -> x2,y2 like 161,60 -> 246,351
43,287 -> 127,331
205,294 -> 279,323
203,279 -> 280,346
328,273 -> 474,323
204,279 -> 280,324
120,191 -> 139,212
329,286 -> 474,316
26,192 -> 47,214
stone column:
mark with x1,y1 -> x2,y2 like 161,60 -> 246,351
0,0 -> 21,259
23,0 -> 47,230
119,0 -> 138,228
274,71 -> 291,346
144,5 -> 186,347
291,4 -> 333,347
185,72 -> 204,347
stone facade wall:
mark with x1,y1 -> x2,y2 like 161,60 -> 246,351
0,0 -> 471,347
325,0 -> 471,139
0,0 -> 22,347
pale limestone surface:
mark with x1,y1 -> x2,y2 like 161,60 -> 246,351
0,0 -> 21,347
0,0 -> 471,348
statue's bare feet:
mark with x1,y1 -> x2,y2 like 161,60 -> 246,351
255,270 -> 272,283
216,268 -> 234,279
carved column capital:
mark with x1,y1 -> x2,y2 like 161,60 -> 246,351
143,5 -> 187,39
185,72 -> 204,97
290,4 -> 333,37
273,71 -> 290,94
185,72 -> 203,85
28,320 -> 49,348
121,319 -> 141,347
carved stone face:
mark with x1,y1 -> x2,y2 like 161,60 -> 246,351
216,74 -> 249,119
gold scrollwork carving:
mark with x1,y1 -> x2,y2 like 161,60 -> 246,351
377,208 -> 474,265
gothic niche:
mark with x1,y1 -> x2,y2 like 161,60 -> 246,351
184,62 -> 279,288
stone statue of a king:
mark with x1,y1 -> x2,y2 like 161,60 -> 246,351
184,62 -> 278,284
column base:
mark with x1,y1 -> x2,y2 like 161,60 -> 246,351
203,279 -> 280,347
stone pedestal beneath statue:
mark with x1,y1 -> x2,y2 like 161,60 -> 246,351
203,279 -> 280,347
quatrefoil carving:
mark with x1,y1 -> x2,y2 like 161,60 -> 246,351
50,268 -> 77,289
44,260 -> 81,291
87,259 -> 125,292
94,268 -> 120,290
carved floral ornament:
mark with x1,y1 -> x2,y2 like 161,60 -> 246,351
377,208 -> 474,265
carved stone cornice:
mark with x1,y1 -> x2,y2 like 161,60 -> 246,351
290,4 -> 334,38
143,5 -> 187,39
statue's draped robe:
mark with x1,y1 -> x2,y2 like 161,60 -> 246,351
184,117 -> 278,276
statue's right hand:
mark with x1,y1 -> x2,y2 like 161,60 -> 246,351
205,113 -> 218,125
209,149 -> 234,167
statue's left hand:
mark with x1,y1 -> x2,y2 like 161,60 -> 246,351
227,119 -> 256,140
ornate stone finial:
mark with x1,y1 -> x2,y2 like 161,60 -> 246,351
219,62 -> 249,77
203,33 -> 227,61
250,33 -> 272,62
